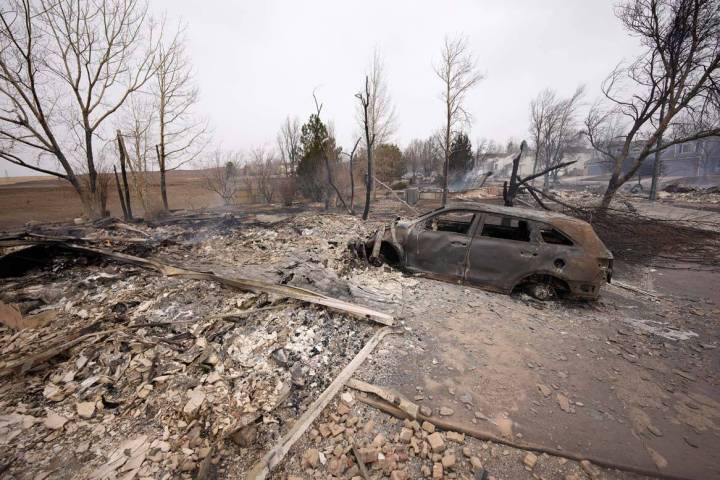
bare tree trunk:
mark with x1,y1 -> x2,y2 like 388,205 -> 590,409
503,147 -> 524,206
157,145 -> 169,211
441,115 -> 450,206
357,76 -> 375,221
649,100 -> 666,201
350,154 -> 355,214
114,166 -> 129,220
324,154 -> 351,214
117,131 -> 133,220
600,174 -> 620,210
363,145 -> 373,220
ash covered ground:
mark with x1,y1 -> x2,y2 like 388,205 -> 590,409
0,197 -> 719,480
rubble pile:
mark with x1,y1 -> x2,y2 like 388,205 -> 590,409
659,186 -> 720,204
0,212 -> 402,479
282,392 -> 484,480
279,391 -> 609,480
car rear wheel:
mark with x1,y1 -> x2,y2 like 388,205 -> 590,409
525,281 -> 557,300
369,242 -> 400,267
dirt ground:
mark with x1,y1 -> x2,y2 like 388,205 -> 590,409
0,172 -> 226,229
0,186 -> 719,480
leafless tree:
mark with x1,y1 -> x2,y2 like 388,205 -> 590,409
585,0 -> 720,210
695,138 -> 720,176
529,90 -> 554,179
340,137 -> 362,213
0,0 -> 159,218
423,135 -> 444,177
249,146 -> 278,204
356,49 -> 396,220
202,148 -> 241,205
155,23 -> 208,211
118,94 -> 157,216
474,137 -> 499,171
434,36 -> 483,206
404,139 -> 425,183
277,116 -> 301,177
529,86 -> 584,188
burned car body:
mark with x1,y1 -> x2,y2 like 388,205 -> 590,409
358,203 -> 613,300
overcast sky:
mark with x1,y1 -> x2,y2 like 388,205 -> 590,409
4,0 -> 643,176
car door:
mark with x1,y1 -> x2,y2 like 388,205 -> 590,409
405,209 -> 477,280
465,213 -> 539,291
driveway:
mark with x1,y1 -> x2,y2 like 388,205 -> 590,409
357,270 -> 720,480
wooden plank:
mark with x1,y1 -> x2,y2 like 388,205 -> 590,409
246,327 -> 396,480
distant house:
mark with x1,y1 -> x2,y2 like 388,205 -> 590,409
586,137 -> 720,177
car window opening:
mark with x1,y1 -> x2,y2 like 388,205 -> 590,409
540,229 -> 574,246
480,215 -> 530,242
426,212 -> 475,235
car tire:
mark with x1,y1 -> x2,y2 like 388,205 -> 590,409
369,256 -> 384,267
526,282 -> 556,301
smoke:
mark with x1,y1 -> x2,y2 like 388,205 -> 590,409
448,164 -> 494,192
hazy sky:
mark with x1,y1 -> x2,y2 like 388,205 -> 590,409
4,0 -> 643,176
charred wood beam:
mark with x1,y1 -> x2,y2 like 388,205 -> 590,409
525,185 -> 549,210
113,165 -> 129,220
518,160 -> 577,187
117,131 -> 133,220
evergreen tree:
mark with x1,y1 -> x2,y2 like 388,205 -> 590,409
296,114 -> 329,201
375,143 -> 406,183
449,132 -> 473,173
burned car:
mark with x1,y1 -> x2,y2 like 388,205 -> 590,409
356,203 -> 613,300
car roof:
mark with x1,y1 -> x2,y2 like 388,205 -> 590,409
434,202 -> 610,256
441,202 -> 574,224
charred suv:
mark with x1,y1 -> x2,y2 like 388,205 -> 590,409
356,203 -> 613,300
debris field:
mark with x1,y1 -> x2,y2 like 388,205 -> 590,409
0,201 -> 719,480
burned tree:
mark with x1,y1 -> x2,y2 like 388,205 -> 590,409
434,36 -> 483,206
341,137 -> 362,213
356,50 -> 396,220
585,0 -> 720,210
502,141 -> 577,208
0,0 -> 159,219
154,24 -> 207,211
